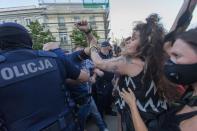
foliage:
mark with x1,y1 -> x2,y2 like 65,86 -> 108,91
70,28 -> 100,47
28,21 -> 55,50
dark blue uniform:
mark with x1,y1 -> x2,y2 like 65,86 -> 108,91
95,52 -> 114,117
52,49 -> 107,131
0,48 -> 80,131
52,49 -> 91,131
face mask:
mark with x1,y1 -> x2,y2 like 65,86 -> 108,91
164,59 -> 197,85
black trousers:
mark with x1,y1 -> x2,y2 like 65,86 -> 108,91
95,83 -> 113,117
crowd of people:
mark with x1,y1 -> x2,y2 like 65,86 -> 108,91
0,0 -> 197,131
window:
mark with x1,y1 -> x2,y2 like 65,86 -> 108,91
89,16 -> 95,21
25,18 -> 31,25
89,16 -> 96,28
43,16 -> 48,23
58,16 -> 65,27
74,16 -> 80,22
59,33 -> 67,44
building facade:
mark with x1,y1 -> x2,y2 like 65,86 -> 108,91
0,2 -> 110,50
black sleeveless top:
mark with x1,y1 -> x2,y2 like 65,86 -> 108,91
147,107 -> 197,131
148,91 -> 197,131
115,71 -> 167,131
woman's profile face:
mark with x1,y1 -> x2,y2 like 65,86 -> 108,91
123,31 -> 140,55
169,39 -> 197,65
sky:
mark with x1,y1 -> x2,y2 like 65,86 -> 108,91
0,0 -> 197,39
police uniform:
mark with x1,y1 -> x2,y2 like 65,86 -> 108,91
0,23 -> 81,131
95,42 -> 115,117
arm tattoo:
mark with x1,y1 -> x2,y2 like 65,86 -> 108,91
103,57 -> 126,73
90,47 -> 98,53
125,56 -> 132,64
108,65 -> 119,72
91,54 -> 127,74
107,56 -> 126,64
91,49 -> 102,64
86,33 -> 94,43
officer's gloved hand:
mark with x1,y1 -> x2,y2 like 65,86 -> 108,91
43,42 -> 60,51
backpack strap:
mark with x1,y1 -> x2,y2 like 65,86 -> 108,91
176,110 -> 197,123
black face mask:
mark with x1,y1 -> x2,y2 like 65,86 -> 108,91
164,59 -> 197,85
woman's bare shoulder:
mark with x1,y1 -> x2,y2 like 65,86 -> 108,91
178,106 -> 197,131
180,115 -> 197,131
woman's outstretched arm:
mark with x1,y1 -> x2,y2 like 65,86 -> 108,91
75,20 -> 127,74
90,45 -> 126,73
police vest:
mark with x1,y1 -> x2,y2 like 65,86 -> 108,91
0,49 -> 68,131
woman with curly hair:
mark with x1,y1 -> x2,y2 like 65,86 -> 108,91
120,27 -> 197,131
75,13 -> 168,131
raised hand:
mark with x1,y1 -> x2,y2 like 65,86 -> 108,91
75,20 -> 91,33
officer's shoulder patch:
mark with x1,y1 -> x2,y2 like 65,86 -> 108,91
0,55 -> 6,63
37,50 -> 57,58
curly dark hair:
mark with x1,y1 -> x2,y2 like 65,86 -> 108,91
132,13 -> 167,98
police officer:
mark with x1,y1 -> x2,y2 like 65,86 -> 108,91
0,22 -> 89,131
95,41 -> 116,117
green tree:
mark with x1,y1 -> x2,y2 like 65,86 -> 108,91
70,28 -> 100,48
28,21 -> 55,50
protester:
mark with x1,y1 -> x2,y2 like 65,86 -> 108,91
75,13 -> 168,131
0,22 -> 89,131
120,27 -> 197,131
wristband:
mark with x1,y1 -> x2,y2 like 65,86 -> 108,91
90,45 -> 98,50
89,46 -> 99,54
78,49 -> 89,61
